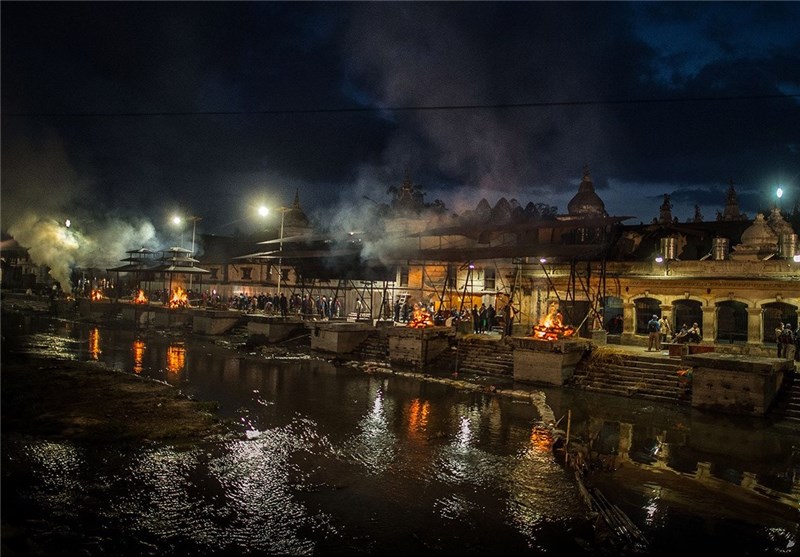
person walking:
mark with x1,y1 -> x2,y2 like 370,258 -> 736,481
647,314 -> 661,351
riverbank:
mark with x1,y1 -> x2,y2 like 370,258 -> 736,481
1,355 -> 236,444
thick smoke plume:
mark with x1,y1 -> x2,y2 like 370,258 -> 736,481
2,132 -> 160,289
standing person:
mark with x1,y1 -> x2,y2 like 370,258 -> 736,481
504,302 -> 516,337
472,305 -> 480,334
356,297 -> 363,321
659,315 -> 672,346
647,314 -> 661,351
394,297 -> 401,322
279,292 -> 288,317
479,303 -> 488,334
487,304 -> 496,333
779,323 -> 794,360
794,325 -> 800,364
776,323 -> 785,357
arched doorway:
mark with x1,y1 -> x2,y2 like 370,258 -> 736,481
635,297 -> 661,335
601,296 -> 624,333
716,300 -> 748,344
762,302 -> 798,342
673,300 -> 702,333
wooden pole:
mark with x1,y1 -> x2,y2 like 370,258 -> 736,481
564,409 -> 572,464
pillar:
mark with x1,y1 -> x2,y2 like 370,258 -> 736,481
701,305 -> 717,343
620,302 -> 637,344
746,307 -> 763,345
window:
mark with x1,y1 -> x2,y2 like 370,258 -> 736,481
447,264 -> 457,289
241,267 -> 252,280
209,268 -> 218,280
484,267 -> 495,290
399,266 -> 409,287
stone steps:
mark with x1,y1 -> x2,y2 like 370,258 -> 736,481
569,351 -> 688,404
454,338 -> 514,376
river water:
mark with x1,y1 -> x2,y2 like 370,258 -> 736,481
2,311 -> 798,556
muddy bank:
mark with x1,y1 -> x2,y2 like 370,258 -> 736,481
1,355 -> 236,444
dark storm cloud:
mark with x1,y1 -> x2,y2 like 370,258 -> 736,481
2,1 -> 799,250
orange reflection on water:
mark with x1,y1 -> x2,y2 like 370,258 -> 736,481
166,342 -> 186,373
529,425 -> 554,453
88,327 -> 101,360
132,339 -> 146,374
407,398 -> 430,436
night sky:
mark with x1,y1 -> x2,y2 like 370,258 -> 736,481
2,2 -> 799,285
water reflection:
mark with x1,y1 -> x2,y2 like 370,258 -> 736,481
405,398 -> 430,440
346,380 -> 398,473
166,342 -> 186,375
88,327 -> 101,360
132,339 -> 145,374
3,312 -> 799,556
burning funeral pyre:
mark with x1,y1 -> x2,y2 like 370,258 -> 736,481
168,287 -> 189,309
407,304 -> 434,328
531,302 -> 576,341
133,289 -> 148,304
90,289 -> 105,301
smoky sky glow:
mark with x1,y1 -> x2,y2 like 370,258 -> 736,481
2,2 -> 799,265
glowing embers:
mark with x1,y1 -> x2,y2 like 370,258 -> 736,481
531,302 -> 576,340
133,289 -> 148,304
168,287 -> 188,309
407,304 -> 434,328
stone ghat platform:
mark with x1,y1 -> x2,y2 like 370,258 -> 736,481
682,352 -> 794,416
386,326 -> 456,367
247,315 -> 306,343
509,336 -> 592,386
309,322 -> 375,354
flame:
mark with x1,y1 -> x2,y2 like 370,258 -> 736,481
133,289 -> 148,304
531,302 -> 576,340
90,289 -> 104,301
407,304 -> 434,328
168,287 -> 188,309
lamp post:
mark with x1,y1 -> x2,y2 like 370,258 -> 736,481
171,215 -> 184,248
188,216 -> 202,292
276,207 -> 289,298
776,186 -> 784,213
655,254 -> 670,276
172,214 -> 202,292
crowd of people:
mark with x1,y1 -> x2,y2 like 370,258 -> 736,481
647,314 -> 701,351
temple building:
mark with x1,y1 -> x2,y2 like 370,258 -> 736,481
183,168 -> 799,354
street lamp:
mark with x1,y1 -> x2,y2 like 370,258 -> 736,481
776,186 -> 784,212
275,207 -> 290,298
257,205 -> 291,297
171,214 -> 184,248
172,214 -> 202,291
